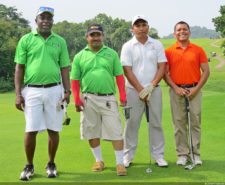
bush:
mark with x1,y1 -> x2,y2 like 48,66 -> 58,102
0,77 -> 14,93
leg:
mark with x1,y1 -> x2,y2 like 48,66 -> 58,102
148,87 -> 166,162
89,138 -> 104,171
189,91 -> 202,156
170,88 -> 189,156
89,138 -> 103,162
112,140 -> 127,176
24,132 -> 38,165
112,140 -> 124,165
47,129 -> 59,163
124,88 -> 144,164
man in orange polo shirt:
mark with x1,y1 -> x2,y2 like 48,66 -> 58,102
165,21 -> 209,166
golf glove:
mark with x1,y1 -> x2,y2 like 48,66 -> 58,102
139,84 -> 155,100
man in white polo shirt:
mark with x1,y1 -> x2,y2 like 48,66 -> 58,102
120,15 -> 168,167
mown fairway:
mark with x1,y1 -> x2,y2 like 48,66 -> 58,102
0,38 -> 224,184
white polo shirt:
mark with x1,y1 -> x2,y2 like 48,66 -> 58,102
120,36 -> 167,88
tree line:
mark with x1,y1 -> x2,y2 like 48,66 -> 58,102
0,4 -> 224,92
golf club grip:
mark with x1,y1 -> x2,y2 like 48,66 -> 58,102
145,103 -> 149,123
185,97 -> 190,112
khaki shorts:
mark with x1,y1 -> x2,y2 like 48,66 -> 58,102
80,93 -> 123,140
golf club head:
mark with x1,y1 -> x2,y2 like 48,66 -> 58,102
63,117 -> 71,125
184,164 -> 195,170
145,167 -> 152,174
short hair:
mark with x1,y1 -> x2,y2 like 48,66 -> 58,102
174,21 -> 190,32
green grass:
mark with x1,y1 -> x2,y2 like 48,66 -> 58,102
0,39 -> 225,184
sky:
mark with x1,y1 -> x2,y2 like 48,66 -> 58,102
1,0 -> 224,37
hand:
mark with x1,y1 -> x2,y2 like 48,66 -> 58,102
174,86 -> 190,97
120,100 -> 127,107
75,98 -> 84,112
15,95 -> 25,111
139,84 -> 155,101
186,87 -> 198,100
62,91 -> 70,104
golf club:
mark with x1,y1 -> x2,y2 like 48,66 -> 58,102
123,106 -> 132,120
62,101 -> 71,125
184,96 -> 195,170
145,102 -> 152,174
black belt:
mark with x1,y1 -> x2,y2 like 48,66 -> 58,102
176,83 -> 198,88
84,92 -> 114,96
26,82 -> 61,88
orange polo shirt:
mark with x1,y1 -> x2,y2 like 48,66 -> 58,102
165,42 -> 208,85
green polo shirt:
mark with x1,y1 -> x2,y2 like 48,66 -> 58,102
70,45 -> 123,94
14,31 -> 70,84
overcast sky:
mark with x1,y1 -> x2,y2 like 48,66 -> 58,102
1,0 -> 224,37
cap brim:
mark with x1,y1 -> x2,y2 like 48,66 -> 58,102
87,30 -> 103,35
132,18 -> 148,26
37,11 -> 54,16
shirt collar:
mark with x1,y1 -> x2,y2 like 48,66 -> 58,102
131,36 -> 153,45
32,30 -> 55,37
175,41 -> 193,49
84,45 -> 107,52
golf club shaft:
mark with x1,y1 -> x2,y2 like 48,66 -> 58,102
185,97 -> 195,165
145,102 -> 149,123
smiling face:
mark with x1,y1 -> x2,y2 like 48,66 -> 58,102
174,23 -> 190,42
35,12 -> 53,35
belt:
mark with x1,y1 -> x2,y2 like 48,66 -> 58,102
26,82 -> 61,88
84,92 -> 114,96
176,83 -> 198,88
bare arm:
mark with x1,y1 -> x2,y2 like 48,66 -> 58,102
14,64 -> 25,111
61,66 -> 71,104
123,66 -> 144,93
164,64 -> 190,96
187,62 -> 210,98
151,62 -> 166,86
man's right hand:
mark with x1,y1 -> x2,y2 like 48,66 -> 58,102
75,98 -> 84,112
15,95 -> 25,111
139,84 -> 155,101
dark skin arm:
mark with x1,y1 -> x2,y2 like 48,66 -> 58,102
61,66 -> 71,104
14,64 -> 25,111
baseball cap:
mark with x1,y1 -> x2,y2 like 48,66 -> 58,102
36,6 -> 54,16
132,15 -> 148,26
86,23 -> 104,35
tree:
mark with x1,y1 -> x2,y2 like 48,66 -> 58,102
0,4 -> 31,92
212,5 -> 225,55
212,5 -> 225,37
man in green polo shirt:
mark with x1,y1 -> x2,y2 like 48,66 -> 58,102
71,23 -> 127,176
14,7 -> 70,181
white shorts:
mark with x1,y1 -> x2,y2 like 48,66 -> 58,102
80,93 -> 123,140
22,85 -> 63,132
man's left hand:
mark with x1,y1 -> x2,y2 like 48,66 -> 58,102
63,91 -> 70,104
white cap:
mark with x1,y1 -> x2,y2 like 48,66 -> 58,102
132,15 -> 148,26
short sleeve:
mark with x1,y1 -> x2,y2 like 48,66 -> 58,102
113,51 -> 124,76
156,41 -> 167,63
14,36 -> 27,64
70,54 -> 81,80
120,43 -> 132,66
59,39 -> 70,68
199,47 -> 208,63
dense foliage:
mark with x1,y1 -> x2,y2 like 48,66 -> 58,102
212,5 -> 225,55
0,4 -> 31,92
